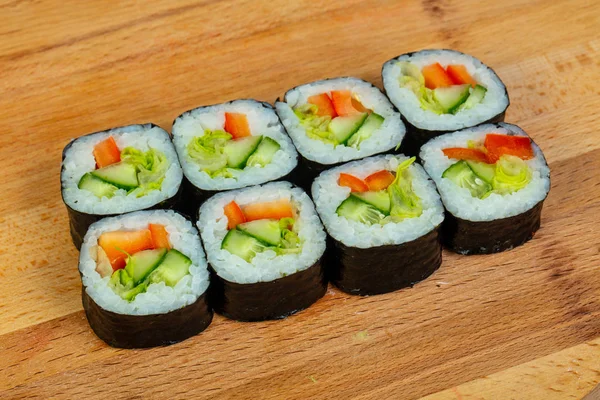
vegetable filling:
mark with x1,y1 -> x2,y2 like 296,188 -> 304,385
397,61 -> 487,115
94,224 -> 192,301
78,136 -> 168,199
186,112 -> 281,178
335,157 -> 423,225
441,133 -> 534,198
220,199 -> 302,262
293,91 -> 385,148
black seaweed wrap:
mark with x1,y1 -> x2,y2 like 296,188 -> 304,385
209,259 -> 327,321
82,289 -> 212,348
60,123 -> 183,250
326,226 -> 442,296
443,201 -> 544,255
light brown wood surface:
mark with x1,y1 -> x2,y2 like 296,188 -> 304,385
1,0 -> 599,398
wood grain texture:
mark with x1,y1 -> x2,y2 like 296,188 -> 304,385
0,0 -> 599,398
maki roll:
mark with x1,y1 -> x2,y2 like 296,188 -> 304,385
382,49 -> 509,156
79,210 -> 212,348
61,124 -> 183,249
197,182 -> 327,321
420,123 -> 550,254
172,99 -> 298,215
312,154 -> 444,295
275,77 -> 406,191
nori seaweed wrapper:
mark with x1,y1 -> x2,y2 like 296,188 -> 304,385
443,201 -> 544,255
60,123 -> 183,250
209,259 -> 327,321
326,226 -> 442,296
172,100 -> 299,218
399,112 -> 506,158
82,289 -> 212,348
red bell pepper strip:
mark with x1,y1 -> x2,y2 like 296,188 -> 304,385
338,173 -> 369,192
307,93 -> 337,118
364,170 -> 396,191
422,63 -> 454,89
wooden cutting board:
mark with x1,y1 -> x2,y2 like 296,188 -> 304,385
1,0 -> 599,398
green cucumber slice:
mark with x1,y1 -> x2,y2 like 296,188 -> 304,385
124,248 -> 167,285
221,229 -> 266,262
336,195 -> 385,225
328,113 -> 368,145
466,160 -> 496,184
458,84 -> 487,112
223,135 -> 262,169
246,137 -> 281,167
442,160 -> 491,198
351,191 -> 391,215
433,84 -> 471,114
347,113 -> 384,148
148,249 -> 192,287
78,173 -> 118,198
237,219 -> 281,246
91,161 -> 139,190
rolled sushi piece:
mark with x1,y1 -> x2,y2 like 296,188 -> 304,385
312,154 -> 444,295
197,181 -> 327,321
79,209 -> 212,348
61,124 -> 183,249
382,49 -> 509,156
420,122 -> 550,254
172,99 -> 298,216
275,77 -> 406,192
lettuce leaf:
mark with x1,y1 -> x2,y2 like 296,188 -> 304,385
386,157 -> 423,221
121,147 -> 169,197
294,104 -> 336,145
186,129 -> 232,173
492,155 -> 532,194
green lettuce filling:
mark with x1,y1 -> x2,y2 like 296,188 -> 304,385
276,217 -> 301,254
186,129 -> 232,174
384,157 -> 423,222
121,147 -> 169,197
492,155 -> 532,194
293,104 -> 336,145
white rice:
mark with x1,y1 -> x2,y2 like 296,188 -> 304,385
172,100 -> 298,191
419,123 -> 551,221
312,154 -> 444,248
61,124 -> 183,215
79,210 -> 210,315
197,181 -> 326,284
275,77 -> 406,165
382,49 -> 509,132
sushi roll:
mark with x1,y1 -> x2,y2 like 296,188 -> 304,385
382,49 -> 509,156
61,124 -> 183,249
275,77 -> 406,192
420,123 -> 550,254
197,182 -> 327,321
312,154 -> 444,295
172,99 -> 298,216
79,210 -> 212,348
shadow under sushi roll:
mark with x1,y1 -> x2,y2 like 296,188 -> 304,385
382,49 -> 509,157
79,210 -> 212,348
420,123 -> 551,254
61,123 -> 184,249
313,154 -> 445,296
197,182 -> 327,321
